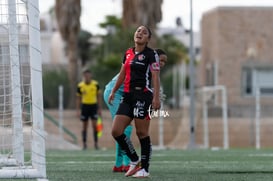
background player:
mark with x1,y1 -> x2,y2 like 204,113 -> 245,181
104,74 -> 132,172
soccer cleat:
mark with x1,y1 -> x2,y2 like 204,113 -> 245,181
124,160 -> 141,177
132,168 -> 150,178
122,165 -> 130,172
112,166 -> 124,172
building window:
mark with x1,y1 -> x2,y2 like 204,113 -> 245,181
242,67 -> 273,96
244,68 -> 252,95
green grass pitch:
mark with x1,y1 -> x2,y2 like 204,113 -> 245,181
3,148 -> 273,180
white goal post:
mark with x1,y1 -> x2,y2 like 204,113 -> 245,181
255,88 -> 260,150
0,0 -> 46,179
200,85 -> 229,149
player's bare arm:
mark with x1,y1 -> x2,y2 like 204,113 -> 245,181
151,70 -> 161,110
108,65 -> 125,105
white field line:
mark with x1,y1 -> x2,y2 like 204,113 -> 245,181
46,160 -> 241,165
48,153 -> 183,158
47,160 -> 183,164
248,153 -> 273,157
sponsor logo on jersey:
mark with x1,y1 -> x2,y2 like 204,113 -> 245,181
138,54 -> 145,61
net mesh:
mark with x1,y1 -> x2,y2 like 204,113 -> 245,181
0,0 -> 34,168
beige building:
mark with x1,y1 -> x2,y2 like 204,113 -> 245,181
40,12 -> 68,65
199,7 -> 273,117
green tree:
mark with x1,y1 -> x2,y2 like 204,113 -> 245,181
90,16 -> 135,95
99,15 -> 122,29
157,34 -> 188,69
93,15 -> 135,67
43,69 -> 70,108
156,34 -> 188,105
78,30 -> 92,66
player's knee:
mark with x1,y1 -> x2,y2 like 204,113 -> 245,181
136,129 -> 148,139
111,128 -> 121,138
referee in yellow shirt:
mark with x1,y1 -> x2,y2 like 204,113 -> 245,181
76,70 -> 101,150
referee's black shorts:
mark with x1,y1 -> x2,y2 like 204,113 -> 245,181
116,90 -> 153,120
81,104 -> 98,121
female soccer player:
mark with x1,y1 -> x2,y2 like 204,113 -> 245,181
104,49 -> 167,173
108,25 -> 161,178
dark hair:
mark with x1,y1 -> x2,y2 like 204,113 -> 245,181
143,25 -> 152,38
155,48 -> 166,56
82,69 -> 91,74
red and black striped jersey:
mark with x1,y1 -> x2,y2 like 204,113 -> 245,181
122,47 -> 160,93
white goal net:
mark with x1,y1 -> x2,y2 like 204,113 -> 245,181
0,0 -> 46,179
198,85 -> 229,150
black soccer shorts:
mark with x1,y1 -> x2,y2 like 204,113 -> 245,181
81,104 -> 98,121
116,91 -> 153,120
